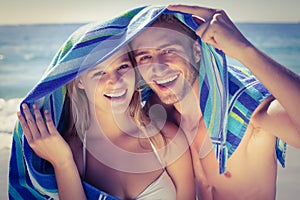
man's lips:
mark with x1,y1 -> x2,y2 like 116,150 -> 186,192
153,74 -> 179,89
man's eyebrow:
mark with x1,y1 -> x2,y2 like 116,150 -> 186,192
133,41 -> 182,57
134,50 -> 149,57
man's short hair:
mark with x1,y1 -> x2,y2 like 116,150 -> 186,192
151,14 -> 197,41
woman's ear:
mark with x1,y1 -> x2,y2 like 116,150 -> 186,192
77,79 -> 85,89
193,40 -> 201,63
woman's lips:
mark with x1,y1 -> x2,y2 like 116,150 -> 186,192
104,89 -> 127,100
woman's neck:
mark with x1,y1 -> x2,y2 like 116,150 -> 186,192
89,106 -> 140,141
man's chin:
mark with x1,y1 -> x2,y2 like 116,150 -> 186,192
158,93 -> 183,105
150,85 -> 185,104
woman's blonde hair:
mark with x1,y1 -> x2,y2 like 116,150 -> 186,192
62,51 -> 166,152
63,59 -> 148,140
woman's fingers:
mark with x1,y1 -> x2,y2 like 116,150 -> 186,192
44,109 -> 58,136
21,103 -> 41,140
17,110 -> 33,142
190,146 -> 207,184
18,103 -> 56,142
33,104 -> 49,137
190,147 -> 214,199
17,104 -> 68,164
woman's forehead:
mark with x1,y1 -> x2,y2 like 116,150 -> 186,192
94,48 -> 130,68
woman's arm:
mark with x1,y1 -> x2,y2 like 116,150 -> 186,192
17,103 -> 87,200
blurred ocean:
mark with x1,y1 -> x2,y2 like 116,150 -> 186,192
0,23 -> 299,199
0,23 -> 299,101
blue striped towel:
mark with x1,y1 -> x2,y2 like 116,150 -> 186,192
8,5 -> 286,199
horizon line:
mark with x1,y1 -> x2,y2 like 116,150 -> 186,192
0,20 -> 299,26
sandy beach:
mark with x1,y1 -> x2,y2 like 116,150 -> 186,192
276,146 -> 300,200
0,133 -> 12,200
1,133 -> 299,200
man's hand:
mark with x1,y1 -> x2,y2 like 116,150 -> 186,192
167,4 -> 252,60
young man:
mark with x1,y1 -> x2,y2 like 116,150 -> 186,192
131,4 -> 300,200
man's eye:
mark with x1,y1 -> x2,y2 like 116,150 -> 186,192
161,49 -> 175,55
139,55 -> 152,63
136,55 -> 152,64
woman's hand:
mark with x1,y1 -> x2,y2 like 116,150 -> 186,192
190,146 -> 214,200
18,103 -> 87,200
17,103 -> 73,168
167,4 -> 252,60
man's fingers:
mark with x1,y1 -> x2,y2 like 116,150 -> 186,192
194,20 -> 209,38
167,4 -> 215,21
192,15 -> 206,26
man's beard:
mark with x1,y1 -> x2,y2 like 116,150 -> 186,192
157,65 -> 198,105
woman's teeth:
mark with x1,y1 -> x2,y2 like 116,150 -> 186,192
105,90 -> 126,98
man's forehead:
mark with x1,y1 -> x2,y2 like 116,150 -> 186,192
138,25 -> 182,37
131,26 -> 193,49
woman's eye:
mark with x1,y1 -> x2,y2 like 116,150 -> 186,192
93,71 -> 105,77
118,64 -> 130,70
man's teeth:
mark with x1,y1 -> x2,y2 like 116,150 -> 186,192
105,90 -> 126,98
156,75 -> 178,85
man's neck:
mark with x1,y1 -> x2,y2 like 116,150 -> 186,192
173,78 -> 202,144
173,78 -> 201,117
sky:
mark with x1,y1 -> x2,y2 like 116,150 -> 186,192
0,0 -> 299,25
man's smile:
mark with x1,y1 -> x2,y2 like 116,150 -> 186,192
153,74 -> 179,90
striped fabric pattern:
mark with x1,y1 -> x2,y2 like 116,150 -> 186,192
177,12 -> 286,174
8,5 -> 286,199
226,65 -> 286,168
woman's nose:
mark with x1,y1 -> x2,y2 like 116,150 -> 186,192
108,72 -> 122,85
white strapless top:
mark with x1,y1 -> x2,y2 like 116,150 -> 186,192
82,133 -> 176,199
135,170 -> 176,200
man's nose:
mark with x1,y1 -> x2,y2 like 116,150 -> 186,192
151,55 -> 169,73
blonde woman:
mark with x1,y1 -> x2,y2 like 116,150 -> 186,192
17,46 -> 195,200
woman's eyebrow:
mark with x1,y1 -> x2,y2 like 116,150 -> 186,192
88,55 -> 131,73
120,56 -> 131,62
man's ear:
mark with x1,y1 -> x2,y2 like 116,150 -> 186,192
193,40 -> 201,63
77,78 -> 85,89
